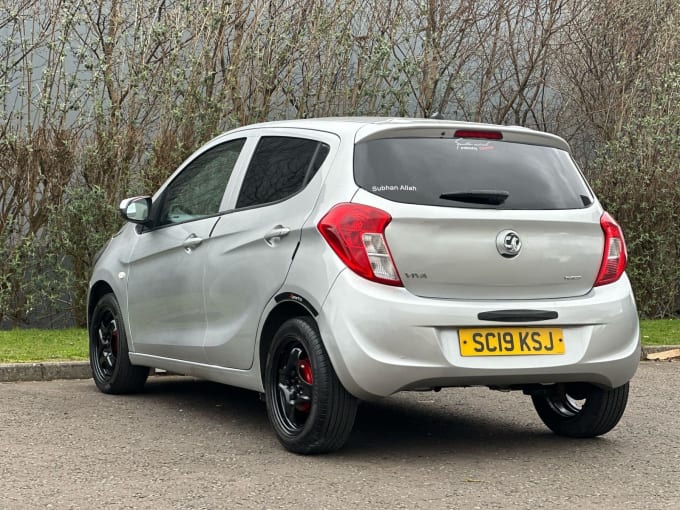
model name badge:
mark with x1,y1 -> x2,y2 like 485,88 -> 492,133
404,273 -> 428,279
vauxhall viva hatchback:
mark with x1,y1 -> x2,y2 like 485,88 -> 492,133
88,118 -> 640,453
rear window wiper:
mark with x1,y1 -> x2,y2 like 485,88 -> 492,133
439,190 -> 509,205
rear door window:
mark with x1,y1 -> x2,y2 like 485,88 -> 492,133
236,136 -> 330,209
354,138 -> 593,210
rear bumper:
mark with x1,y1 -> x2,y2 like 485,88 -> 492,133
318,271 -> 640,400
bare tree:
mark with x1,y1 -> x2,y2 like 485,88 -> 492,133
558,0 -> 678,144
1,0 -> 677,324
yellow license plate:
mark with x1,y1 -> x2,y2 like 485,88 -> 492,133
459,327 -> 565,356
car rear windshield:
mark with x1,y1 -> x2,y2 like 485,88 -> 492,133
353,137 -> 593,209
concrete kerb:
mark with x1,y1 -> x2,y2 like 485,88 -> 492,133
640,345 -> 680,361
0,361 -> 91,383
0,347 -> 678,383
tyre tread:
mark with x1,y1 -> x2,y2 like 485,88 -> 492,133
265,316 -> 357,454
532,382 -> 629,438
89,293 -> 148,395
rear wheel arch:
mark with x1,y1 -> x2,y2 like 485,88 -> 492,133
259,300 -> 316,385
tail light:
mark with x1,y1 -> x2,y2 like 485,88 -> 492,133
318,203 -> 403,286
594,212 -> 627,286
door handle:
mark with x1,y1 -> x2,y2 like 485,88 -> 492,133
182,234 -> 203,252
264,225 -> 291,246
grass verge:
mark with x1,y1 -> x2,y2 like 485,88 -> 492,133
0,328 -> 88,362
640,319 -> 680,346
0,320 -> 678,363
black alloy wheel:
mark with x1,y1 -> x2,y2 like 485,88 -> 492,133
92,308 -> 119,382
89,293 -> 148,394
272,341 -> 315,434
265,317 -> 358,454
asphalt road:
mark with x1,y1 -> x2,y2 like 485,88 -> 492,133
1,362 -> 678,510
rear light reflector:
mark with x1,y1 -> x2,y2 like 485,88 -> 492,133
594,212 -> 627,286
454,130 -> 503,140
318,203 -> 403,286
363,233 -> 400,281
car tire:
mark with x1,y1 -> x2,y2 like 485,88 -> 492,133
531,382 -> 629,438
89,293 -> 149,394
265,316 -> 358,454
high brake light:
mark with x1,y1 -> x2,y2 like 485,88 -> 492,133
318,203 -> 403,286
594,212 -> 627,286
454,130 -> 503,140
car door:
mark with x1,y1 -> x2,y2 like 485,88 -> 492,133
201,131 -> 336,369
126,138 -> 247,363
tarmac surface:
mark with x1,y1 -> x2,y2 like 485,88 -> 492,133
0,361 -> 679,509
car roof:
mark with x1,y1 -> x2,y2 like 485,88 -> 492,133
221,117 -> 572,153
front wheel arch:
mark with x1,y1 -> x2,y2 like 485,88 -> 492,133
87,280 -> 115,329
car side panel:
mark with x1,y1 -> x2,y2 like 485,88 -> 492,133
126,217 -> 219,363
201,130 -> 341,370
88,224 -> 138,349
201,189 -> 318,369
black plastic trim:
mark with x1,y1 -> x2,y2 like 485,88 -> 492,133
477,310 -> 558,322
274,292 -> 318,316
290,241 -> 300,261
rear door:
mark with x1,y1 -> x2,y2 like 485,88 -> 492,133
202,131 -> 335,369
353,135 -> 603,300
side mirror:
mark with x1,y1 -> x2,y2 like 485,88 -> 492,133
119,196 -> 152,224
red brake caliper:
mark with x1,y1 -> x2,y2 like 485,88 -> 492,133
297,359 -> 313,412
298,359 -> 313,384
111,331 -> 119,354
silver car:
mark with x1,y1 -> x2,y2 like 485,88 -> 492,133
88,118 -> 640,453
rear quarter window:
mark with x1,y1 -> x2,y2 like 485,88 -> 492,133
354,138 -> 593,210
